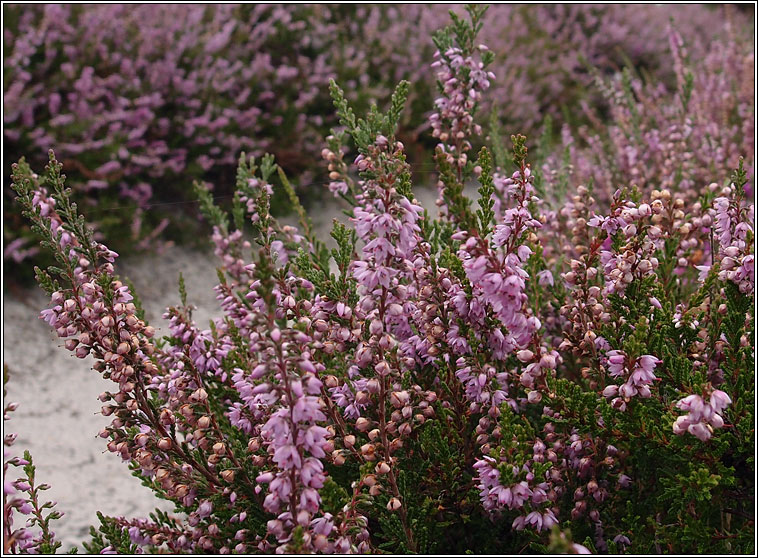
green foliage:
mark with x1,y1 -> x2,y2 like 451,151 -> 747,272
435,148 -> 475,230
82,513 -> 140,554
15,451 -> 64,554
511,133 -> 529,170
386,80 -> 411,137
488,110 -> 509,171
329,79 -> 410,154
434,4 -> 490,59
11,152 -> 100,282
680,71 -> 695,114
194,179 -> 229,233
475,147 -> 496,235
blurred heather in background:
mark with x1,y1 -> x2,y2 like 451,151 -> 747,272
3,3 -> 754,279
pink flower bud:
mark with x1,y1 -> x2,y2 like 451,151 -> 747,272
369,319 -> 383,335
390,391 -> 410,408
191,388 -> 208,402
374,360 -> 391,376
366,378 -> 381,393
516,349 -> 534,362
355,417 -> 372,432
387,497 -> 402,511
159,409 -> 175,425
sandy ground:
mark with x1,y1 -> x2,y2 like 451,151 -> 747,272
2,187 -> 441,550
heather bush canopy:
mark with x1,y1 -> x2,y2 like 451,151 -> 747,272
3,4 -> 755,556
3,4 -> 751,276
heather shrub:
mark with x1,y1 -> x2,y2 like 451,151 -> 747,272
535,18 -> 755,289
6,6 -> 755,555
3,4 -> 749,272
540,13 -> 755,208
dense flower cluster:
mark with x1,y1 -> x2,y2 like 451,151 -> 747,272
711,190 -> 755,294
542,18 -> 754,208
673,389 -> 732,442
4,4 -> 747,267
7,6 -> 755,555
600,352 -> 660,410
429,45 -> 494,168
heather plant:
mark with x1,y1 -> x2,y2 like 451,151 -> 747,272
6,5 -> 756,555
3,4 -> 750,273
540,13 -> 755,209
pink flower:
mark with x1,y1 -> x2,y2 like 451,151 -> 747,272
273,444 -> 302,470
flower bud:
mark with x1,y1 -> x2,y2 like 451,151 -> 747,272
360,443 -> 376,460
390,391 -> 410,408
527,391 -> 542,404
366,378 -> 381,393
194,387 -> 210,402
387,497 -> 402,511
332,450 -> 346,466
159,409 -> 175,425
374,360 -> 391,376
516,349 -> 534,362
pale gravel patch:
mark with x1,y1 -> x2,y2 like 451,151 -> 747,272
2,186 -> 443,549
